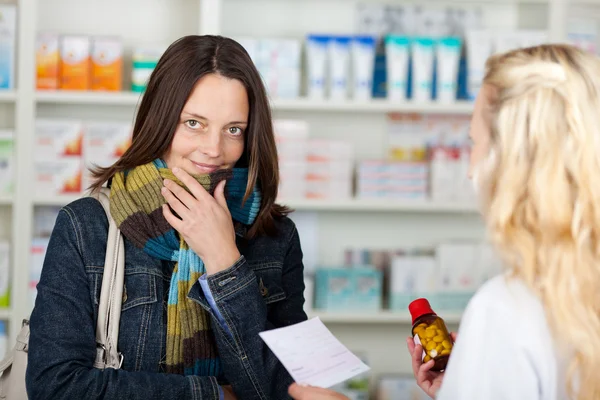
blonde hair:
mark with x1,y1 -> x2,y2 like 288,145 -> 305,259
478,44 -> 600,400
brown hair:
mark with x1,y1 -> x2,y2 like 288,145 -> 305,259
90,35 -> 289,237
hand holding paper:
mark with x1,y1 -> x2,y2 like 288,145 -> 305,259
259,317 -> 370,389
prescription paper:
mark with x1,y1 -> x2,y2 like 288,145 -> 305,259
259,317 -> 370,388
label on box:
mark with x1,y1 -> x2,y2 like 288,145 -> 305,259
85,122 -> 131,161
0,132 -> 14,195
35,158 -> 83,196
0,5 -> 16,89
36,120 -> 84,159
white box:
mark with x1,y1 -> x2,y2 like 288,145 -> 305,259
30,238 -> 49,307
436,242 -> 478,311
35,158 -> 83,197
35,119 -> 84,160
307,139 -> 354,162
0,131 -> 14,196
0,6 -> 16,89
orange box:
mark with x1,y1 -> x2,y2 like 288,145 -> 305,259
91,37 -> 123,91
60,36 -> 90,90
36,33 -> 60,90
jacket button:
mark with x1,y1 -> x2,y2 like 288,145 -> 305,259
122,284 -> 127,303
259,278 -> 269,297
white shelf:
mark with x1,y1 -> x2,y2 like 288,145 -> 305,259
36,91 -> 143,106
271,98 -> 474,114
0,308 -> 11,320
282,198 -> 479,213
35,195 -> 479,213
309,311 -> 463,324
0,90 -> 16,103
34,91 -> 474,114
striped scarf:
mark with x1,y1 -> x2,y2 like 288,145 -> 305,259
109,159 -> 261,376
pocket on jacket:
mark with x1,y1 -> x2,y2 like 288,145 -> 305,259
249,261 -> 286,305
88,267 -> 158,310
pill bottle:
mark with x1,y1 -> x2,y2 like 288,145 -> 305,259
408,298 -> 454,371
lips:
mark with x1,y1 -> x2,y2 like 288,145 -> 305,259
191,161 -> 220,173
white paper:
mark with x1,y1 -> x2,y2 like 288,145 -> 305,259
259,317 -> 370,388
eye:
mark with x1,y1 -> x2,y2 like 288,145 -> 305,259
185,120 -> 201,129
228,126 -> 244,136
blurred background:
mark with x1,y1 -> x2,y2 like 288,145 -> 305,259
0,0 -> 597,398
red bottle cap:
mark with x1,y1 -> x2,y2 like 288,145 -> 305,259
408,298 -> 437,325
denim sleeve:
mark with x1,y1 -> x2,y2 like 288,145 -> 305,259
199,274 -> 232,337
200,225 -> 308,400
26,208 -> 221,400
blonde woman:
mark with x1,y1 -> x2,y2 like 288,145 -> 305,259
289,44 -> 600,400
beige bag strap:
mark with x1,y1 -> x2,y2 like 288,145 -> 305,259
92,187 -> 125,370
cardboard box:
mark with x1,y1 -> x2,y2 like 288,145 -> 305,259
36,33 -> 60,90
91,37 -> 123,91
0,5 -> 16,89
34,158 -> 83,196
0,131 -> 14,196
0,241 -> 9,307
60,36 -> 91,90
35,119 -> 84,159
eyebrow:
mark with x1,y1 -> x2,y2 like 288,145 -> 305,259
181,111 -> 248,125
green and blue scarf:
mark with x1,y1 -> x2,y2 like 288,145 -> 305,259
109,159 -> 261,376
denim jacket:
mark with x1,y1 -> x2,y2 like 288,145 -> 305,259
26,197 -> 307,400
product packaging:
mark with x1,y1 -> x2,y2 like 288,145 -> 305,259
314,268 -> 354,311
83,122 -> 132,189
306,35 -> 330,99
34,158 -> 83,197
385,35 -> 410,101
436,37 -> 462,102
30,238 -> 49,307
351,35 -> 376,100
35,119 -> 84,159
60,36 -> 91,90
465,29 -> 492,99
328,36 -> 351,99
131,46 -> 165,92
0,5 -> 16,90
411,37 -> 435,101
0,241 -> 9,307
36,32 -> 60,90
0,131 -> 14,196
91,37 -> 123,91
436,242 -> 478,311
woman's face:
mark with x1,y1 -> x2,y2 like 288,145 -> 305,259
163,73 -> 248,175
468,84 -> 494,179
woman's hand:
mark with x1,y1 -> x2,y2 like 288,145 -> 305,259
222,385 -> 237,400
161,167 -> 240,275
288,384 -> 350,400
406,332 -> 458,399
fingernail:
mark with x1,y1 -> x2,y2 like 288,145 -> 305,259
163,179 -> 171,186
172,167 -> 180,173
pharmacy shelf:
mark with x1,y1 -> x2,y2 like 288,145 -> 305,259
282,198 -> 479,213
309,311 -> 463,325
0,309 -> 12,320
35,195 -> 479,213
0,90 -> 17,103
34,91 -> 474,114
35,91 -> 143,106
0,196 -> 12,206
271,98 -> 474,114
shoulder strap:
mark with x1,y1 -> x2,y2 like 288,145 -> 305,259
92,187 -> 125,369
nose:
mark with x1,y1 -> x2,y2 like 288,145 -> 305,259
200,130 -> 222,158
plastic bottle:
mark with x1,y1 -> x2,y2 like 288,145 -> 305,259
408,298 -> 454,371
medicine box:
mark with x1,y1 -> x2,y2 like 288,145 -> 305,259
36,33 -> 60,90
30,238 -> 49,307
0,5 -> 16,89
314,268 -> 354,312
83,122 -> 131,188
389,249 -> 437,311
60,36 -> 91,90
34,158 -> 83,197
436,242 -> 478,311
353,267 -> 383,311
91,37 -> 123,91
35,119 -> 84,160
0,241 -> 9,307
0,131 -> 14,196
132,46 -> 165,92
